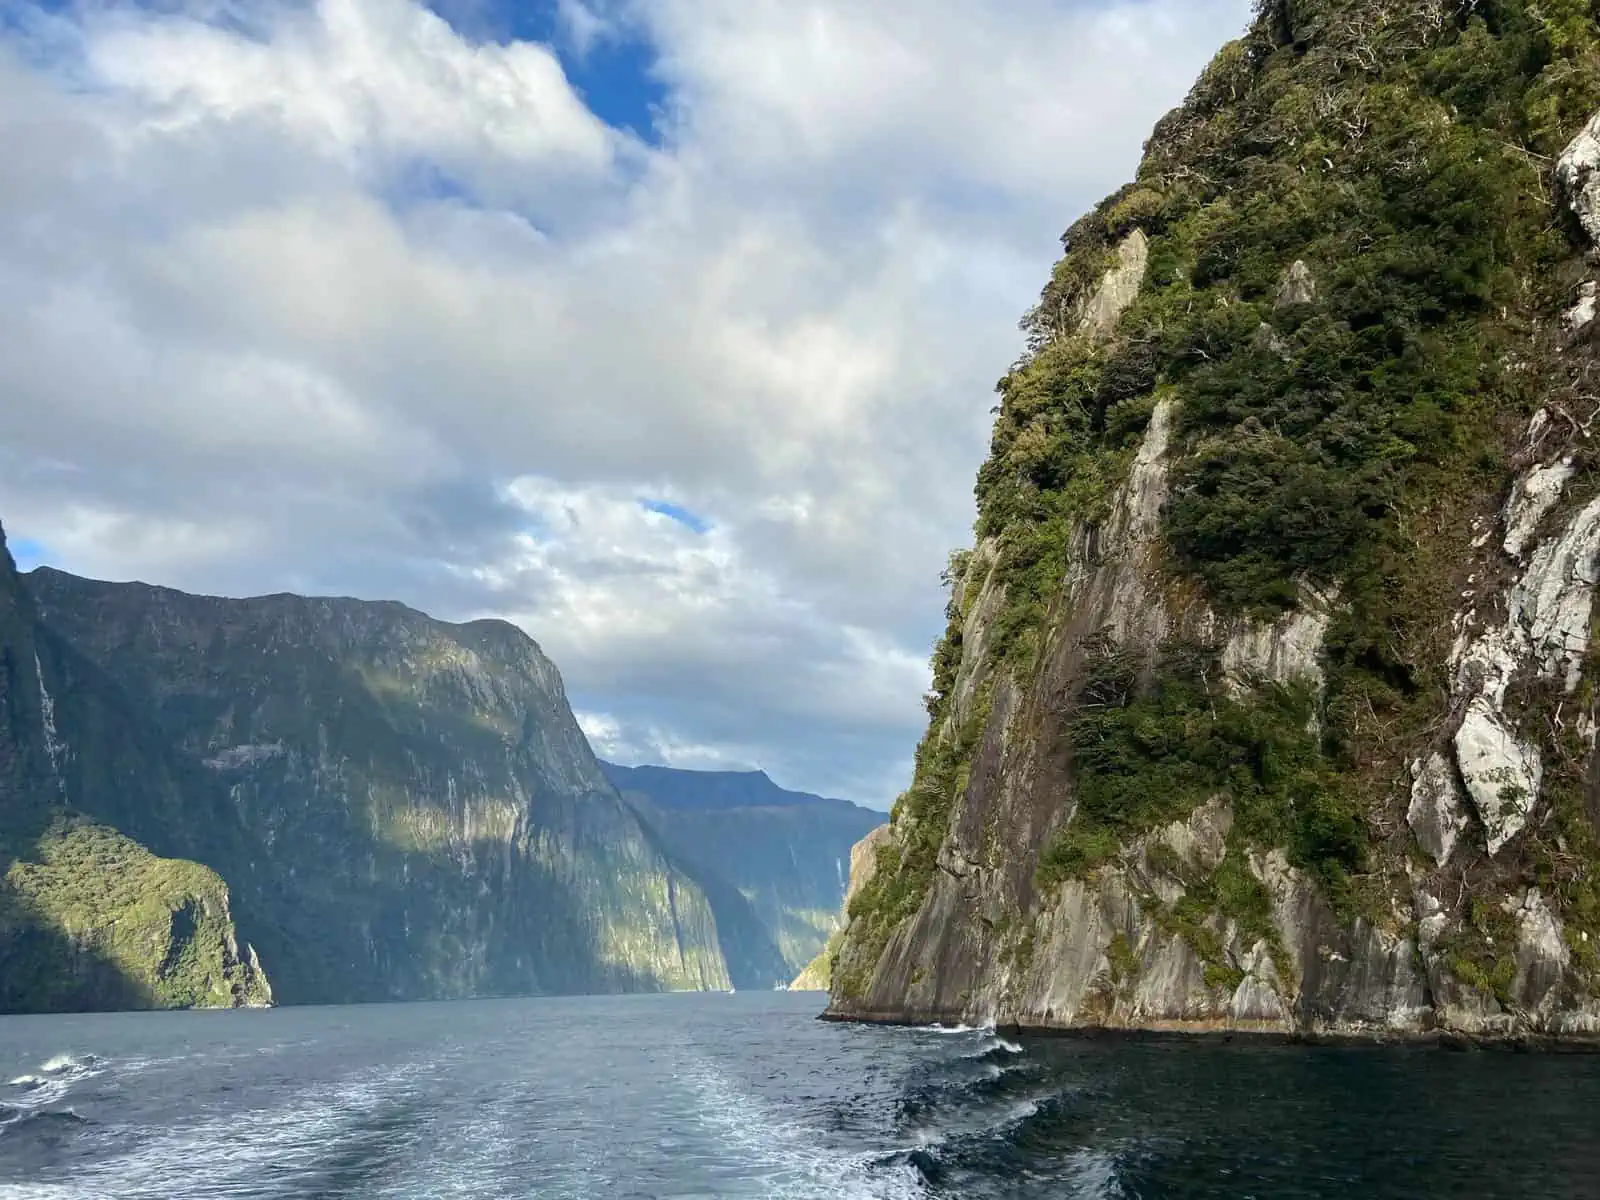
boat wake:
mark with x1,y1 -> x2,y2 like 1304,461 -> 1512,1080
860,1027 -> 1147,1199
684,1057 -> 926,1200
0,1053 -> 432,1200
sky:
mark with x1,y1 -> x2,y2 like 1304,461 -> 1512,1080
0,0 -> 1252,808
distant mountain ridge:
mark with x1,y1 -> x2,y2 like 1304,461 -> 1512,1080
603,762 -> 885,976
600,762 -> 879,814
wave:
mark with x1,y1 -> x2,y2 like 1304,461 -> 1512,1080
960,1036 -> 1023,1060
2,1054 -> 106,1132
37,1057 -> 94,1077
2,1112 -> 85,1135
684,1057 -> 927,1200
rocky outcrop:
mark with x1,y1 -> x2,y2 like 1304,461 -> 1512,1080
1406,752 -> 1468,867
1075,230 -> 1149,340
22,567 -> 736,1005
844,825 -> 896,910
1275,259 -> 1318,308
825,4 -> 1600,1042
1557,107 -> 1600,248
790,824 -> 896,991
1447,488 -> 1600,853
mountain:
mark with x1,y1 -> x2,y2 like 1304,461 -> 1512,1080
16,562 -> 736,1008
827,0 -> 1600,1040
0,524 -> 270,1010
601,763 -> 885,976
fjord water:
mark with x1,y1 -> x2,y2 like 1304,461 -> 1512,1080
0,992 -> 1596,1199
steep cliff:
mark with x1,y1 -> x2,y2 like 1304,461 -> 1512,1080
0,525 -> 270,1011
792,824 -> 895,990
603,763 -> 885,978
26,568 -> 732,1004
828,0 -> 1600,1040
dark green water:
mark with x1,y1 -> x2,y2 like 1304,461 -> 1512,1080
0,991 -> 1594,1197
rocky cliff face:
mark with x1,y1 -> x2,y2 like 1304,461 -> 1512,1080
792,824 -> 895,990
25,568 -> 732,1004
0,525 -> 270,1011
827,0 -> 1600,1040
602,763 -> 885,979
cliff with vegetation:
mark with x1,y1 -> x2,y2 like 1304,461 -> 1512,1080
20,567 -> 738,1005
603,763 -> 885,982
792,825 -> 895,990
826,0 -> 1600,1040
0,525 -> 270,1011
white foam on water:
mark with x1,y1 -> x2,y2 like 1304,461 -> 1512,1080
683,1058 -> 927,1200
899,1084 -> 1049,1153
4,1061 -> 430,1199
961,1034 -> 1024,1060
3,1055 -> 105,1122
1058,1146 -> 1134,1199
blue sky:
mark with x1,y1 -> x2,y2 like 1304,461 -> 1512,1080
641,499 -> 710,535
8,536 -> 47,572
0,0 -> 1251,804
423,1 -> 667,142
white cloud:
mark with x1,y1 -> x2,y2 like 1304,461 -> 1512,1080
0,0 -> 1252,802
88,0 -> 618,179
556,0 -> 617,57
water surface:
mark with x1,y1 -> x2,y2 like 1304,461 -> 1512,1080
0,991 -> 1595,1197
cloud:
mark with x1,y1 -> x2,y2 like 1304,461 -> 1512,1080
555,0 -> 616,57
87,0 -> 619,183
0,0 -> 1252,803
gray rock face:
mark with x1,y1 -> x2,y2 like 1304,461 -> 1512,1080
1407,752 -> 1468,867
1275,259 -> 1317,308
1075,231 -> 1149,341
1502,459 -> 1576,560
1217,582 -> 1335,692
1558,109 -> 1600,249
1445,486 -> 1600,854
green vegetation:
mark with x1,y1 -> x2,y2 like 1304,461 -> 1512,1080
23,566 -> 745,1005
791,928 -> 846,990
1,820 -> 268,1011
1439,895 -> 1521,1006
1165,849 -> 1296,992
1105,931 -> 1138,985
980,0 -> 1600,632
1037,650 -> 1361,901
